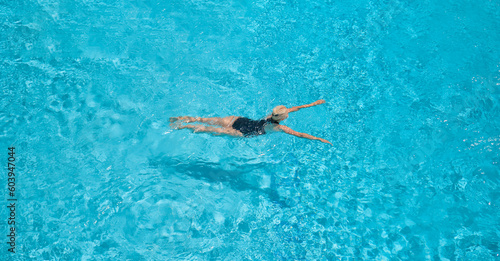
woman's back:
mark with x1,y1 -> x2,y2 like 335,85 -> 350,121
231,117 -> 279,137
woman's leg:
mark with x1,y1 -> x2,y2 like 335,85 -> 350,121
170,116 -> 239,127
178,124 -> 243,136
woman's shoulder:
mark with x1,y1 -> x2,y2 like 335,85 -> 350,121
265,122 -> 283,132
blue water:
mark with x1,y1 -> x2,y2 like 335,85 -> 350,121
2,0 -> 499,260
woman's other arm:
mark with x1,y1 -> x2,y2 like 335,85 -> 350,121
287,99 -> 325,113
277,125 -> 332,145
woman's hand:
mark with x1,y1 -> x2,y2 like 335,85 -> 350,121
313,99 -> 326,105
319,138 -> 332,145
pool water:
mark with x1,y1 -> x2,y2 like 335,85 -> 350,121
2,0 -> 500,260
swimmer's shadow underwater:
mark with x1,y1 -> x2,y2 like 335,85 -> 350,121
162,100 -> 333,206
150,156 -> 299,207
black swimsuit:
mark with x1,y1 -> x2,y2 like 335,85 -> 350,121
232,117 -> 279,137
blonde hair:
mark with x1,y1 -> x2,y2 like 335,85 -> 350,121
271,105 -> 288,121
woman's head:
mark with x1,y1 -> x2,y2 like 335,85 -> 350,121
272,105 -> 288,122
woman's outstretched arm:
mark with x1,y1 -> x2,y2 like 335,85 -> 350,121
277,125 -> 332,145
287,99 -> 325,113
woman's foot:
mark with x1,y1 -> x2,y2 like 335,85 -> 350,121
177,125 -> 198,131
169,117 -> 189,129
169,116 -> 182,122
169,116 -> 196,123
169,121 -> 182,129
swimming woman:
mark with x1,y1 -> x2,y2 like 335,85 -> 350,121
170,99 -> 332,145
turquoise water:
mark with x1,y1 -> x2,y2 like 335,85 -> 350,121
2,0 -> 500,260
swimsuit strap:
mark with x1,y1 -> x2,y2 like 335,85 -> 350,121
267,118 -> 280,124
